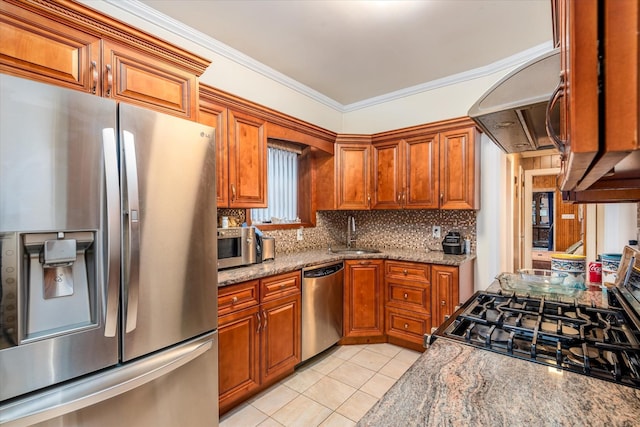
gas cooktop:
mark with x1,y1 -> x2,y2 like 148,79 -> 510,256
430,247 -> 640,389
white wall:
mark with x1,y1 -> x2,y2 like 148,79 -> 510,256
475,134 -> 504,290
600,203 -> 638,253
78,0 -> 516,135
341,71 -> 514,134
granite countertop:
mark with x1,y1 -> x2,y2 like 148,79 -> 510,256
217,248 -> 475,287
358,338 -> 640,426
358,283 -> 640,426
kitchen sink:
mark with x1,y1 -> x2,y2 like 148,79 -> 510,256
328,248 -> 381,255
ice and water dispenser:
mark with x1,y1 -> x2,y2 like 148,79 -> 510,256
0,231 -> 97,348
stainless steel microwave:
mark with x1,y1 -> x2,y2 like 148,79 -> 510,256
217,227 -> 256,270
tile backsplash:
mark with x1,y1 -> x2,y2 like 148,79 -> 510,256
241,210 -> 476,255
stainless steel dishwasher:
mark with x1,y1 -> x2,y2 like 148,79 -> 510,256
301,261 -> 344,362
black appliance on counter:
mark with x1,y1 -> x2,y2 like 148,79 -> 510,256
428,248 -> 640,389
442,231 -> 464,255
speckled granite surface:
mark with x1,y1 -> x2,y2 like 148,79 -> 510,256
217,248 -> 475,287
358,338 -> 640,426
358,283 -> 640,426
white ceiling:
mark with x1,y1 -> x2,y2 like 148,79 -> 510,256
134,0 -> 553,109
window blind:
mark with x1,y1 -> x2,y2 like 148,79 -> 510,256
251,146 -> 298,223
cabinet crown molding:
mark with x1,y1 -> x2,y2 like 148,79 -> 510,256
7,0 -> 211,75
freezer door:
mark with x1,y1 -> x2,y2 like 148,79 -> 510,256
0,332 -> 218,427
119,103 -> 217,361
0,75 -> 119,401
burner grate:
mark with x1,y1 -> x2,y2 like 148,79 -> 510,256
437,290 -> 640,389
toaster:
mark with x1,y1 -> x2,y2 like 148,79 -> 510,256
442,231 -> 464,255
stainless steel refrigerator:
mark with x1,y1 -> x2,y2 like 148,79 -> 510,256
0,74 -> 218,426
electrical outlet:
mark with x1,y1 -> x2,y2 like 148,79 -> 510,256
297,227 -> 303,241
432,225 -> 441,239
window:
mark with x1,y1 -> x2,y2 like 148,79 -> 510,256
251,144 -> 300,224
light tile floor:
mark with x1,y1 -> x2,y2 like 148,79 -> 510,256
219,343 -> 420,427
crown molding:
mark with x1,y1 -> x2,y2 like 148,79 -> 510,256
104,0 -> 554,114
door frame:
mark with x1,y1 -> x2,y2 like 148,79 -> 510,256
523,168 -> 560,269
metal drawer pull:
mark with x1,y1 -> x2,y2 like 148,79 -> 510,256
231,296 -> 238,304
441,300 -> 446,306
403,269 -> 408,275
90,60 -> 98,94
545,71 -> 567,155
403,293 -> 408,299
263,310 -> 267,329
256,312 -> 261,333
105,64 -> 113,97
404,323 -> 409,329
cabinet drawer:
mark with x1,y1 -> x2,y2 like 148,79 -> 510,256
385,261 -> 430,282
385,307 -> 431,344
386,282 -> 430,313
218,280 -> 259,316
261,271 -> 301,302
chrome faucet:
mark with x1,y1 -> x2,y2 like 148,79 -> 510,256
346,215 -> 356,248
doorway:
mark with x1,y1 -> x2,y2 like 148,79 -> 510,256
522,168 -> 589,269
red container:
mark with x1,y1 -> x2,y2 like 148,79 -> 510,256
588,261 -> 602,284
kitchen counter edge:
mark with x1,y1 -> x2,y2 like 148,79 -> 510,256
218,249 -> 475,287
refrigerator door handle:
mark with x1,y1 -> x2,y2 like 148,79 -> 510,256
102,128 -> 121,338
0,337 -> 214,427
122,130 -> 141,333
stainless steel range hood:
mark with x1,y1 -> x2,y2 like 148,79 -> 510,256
468,48 -> 560,153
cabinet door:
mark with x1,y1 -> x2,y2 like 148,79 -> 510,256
385,306 -> 431,347
218,306 -> 260,414
439,127 -> 479,210
557,0 -> 599,191
431,265 -> 459,327
0,2 -> 100,93
371,140 -> 402,209
405,134 -> 439,209
343,260 -> 384,339
103,40 -> 197,119
199,101 -> 229,207
260,294 -> 301,385
336,144 -> 371,210
228,109 -> 267,208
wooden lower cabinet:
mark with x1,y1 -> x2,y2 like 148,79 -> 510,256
384,261 -> 431,350
218,305 -> 260,413
341,259 -> 385,343
260,294 -> 301,384
431,262 -> 474,328
385,307 -> 431,351
218,272 -> 300,415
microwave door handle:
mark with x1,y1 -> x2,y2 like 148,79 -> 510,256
122,130 -> 140,333
102,128 -> 121,338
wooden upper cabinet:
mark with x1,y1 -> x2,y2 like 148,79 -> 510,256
369,120 -> 479,210
335,142 -> 371,210
228,109 -> 267,208
199,92 -> 268,209
0,0 -> 210,120
556,0 -> 599,191
102,40 -> 197,118
198,101 -> 229,207
371,140 -> 402,209
557,0 -> 640,201
439,127 -> 480,210
372,134 -> 439,209
405,134 -> 439,209
0,1 -> 100,92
